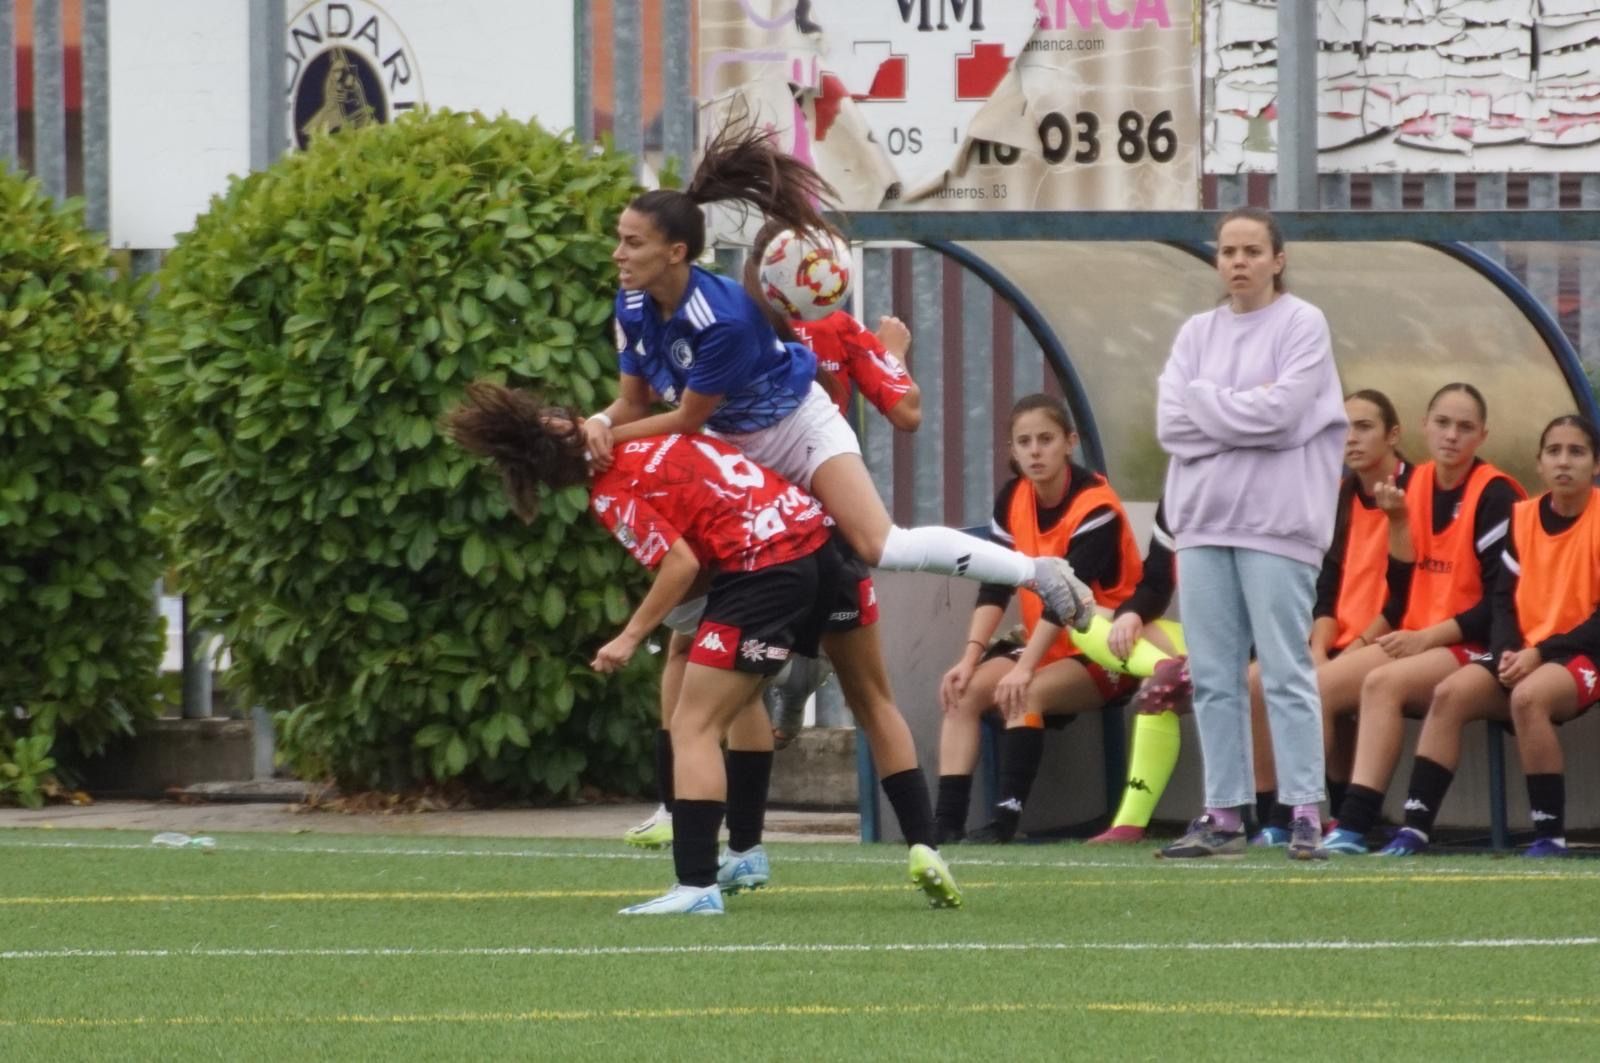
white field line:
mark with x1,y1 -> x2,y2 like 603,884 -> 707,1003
2,936 -> 1597,963
1,836 -> 1596,880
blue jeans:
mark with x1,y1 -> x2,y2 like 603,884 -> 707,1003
1176,546 -> 1326,809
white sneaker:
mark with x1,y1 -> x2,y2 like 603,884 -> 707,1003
716,845 -> 771,894
623,804 -> 672,849
618,882 -> 725,915
1030,557 -> 1094,632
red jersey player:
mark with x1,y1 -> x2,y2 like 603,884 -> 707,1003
445,381 -> 962,915
792,311 -> 921,431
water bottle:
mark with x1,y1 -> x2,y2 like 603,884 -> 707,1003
151,832 -> 217,851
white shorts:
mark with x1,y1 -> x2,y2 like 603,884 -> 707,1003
708,382 -> 860,490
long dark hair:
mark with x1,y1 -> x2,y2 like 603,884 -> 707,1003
443,381 -> 588,522
629,124 -> 840,262
1216,205 -> 1287,293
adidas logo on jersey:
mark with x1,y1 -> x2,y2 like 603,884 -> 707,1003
697,631 -> 729,654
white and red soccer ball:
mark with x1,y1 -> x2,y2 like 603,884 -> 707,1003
757,228 -> 852,322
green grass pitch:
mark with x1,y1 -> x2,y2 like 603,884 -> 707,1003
2,829 -> 1598,1060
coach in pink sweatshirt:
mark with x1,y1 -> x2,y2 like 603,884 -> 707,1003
1154,206 -> 1348,861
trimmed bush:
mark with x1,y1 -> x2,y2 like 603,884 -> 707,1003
140,111 -> 656,798
0,167 -> 164,806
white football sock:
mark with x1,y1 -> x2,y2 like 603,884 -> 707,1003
878,525 -> 1033,586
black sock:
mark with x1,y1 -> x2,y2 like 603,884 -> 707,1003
994,726 -> 1046,837
1526,773 -> 1566,840
1402,756 -> 1454,837
1269,802 -> 1294,831
997,726 -> 1045,810
671,799 -> 724,888
1327,778 -> 1348,815
881,768 -> 936,848
724,750 -> 773,853
1336,784 -> 1385,837
935,774 -> 974,838
1254,789 -> 1277,828
654,729 -> 674,812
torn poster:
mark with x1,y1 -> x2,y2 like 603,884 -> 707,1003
697,0 -> 1201,211
1206,0 -> 1600,173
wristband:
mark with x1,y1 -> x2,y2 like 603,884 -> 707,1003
590,411 -> 613,429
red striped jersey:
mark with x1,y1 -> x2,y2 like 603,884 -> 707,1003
791,312 -> 912,418
589,434 -> 830,573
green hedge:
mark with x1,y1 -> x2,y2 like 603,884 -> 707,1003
140,111 -> 657,797
0,167 -> 164,806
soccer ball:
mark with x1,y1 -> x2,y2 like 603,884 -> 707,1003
757,228 -> 852,322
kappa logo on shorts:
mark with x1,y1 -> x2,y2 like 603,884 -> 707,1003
689,621 -> 739,669
1580,666 -> 1597,694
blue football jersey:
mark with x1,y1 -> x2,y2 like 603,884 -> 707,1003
614,266 -> 817,434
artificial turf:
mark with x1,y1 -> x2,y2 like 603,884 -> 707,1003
2,828 -> 1597,1060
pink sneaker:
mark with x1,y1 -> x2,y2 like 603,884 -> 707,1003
1085,825 -> 1146,845
1131,657 -> 1193,716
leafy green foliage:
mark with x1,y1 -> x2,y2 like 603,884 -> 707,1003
140,112 -> 655,798
0,166 -> 165,805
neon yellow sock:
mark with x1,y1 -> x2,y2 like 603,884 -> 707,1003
1110,709 -> 1181,829
1068,614 -> 1173,679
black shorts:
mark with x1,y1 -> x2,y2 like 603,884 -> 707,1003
688,537 -> 877,676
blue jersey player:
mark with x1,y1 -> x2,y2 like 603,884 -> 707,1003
581,125 -> 1094,631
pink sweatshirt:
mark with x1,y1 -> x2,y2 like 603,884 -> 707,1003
1157,293 -> 1347,568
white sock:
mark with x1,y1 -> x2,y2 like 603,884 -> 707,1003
878,525 -> 1033,586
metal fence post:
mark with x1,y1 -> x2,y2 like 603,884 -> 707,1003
574,0 -> 593,143
661,0 -> 693,174
249,0 -> 287,169
1275,0 -> 1317,209
613,0 -> 643,167
0,0 -> 18,170
82,0 -> 109,232
34,0 -> 66,199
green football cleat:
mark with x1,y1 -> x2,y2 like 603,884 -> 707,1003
908,843 -> 963,909
623,805 -> 673,850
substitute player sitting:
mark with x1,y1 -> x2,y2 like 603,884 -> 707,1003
1377,415 -> 1600,857
935,394 -> 1143,844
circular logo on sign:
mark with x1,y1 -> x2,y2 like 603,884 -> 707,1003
288,2 -> 422,150
671,339 -> 695,369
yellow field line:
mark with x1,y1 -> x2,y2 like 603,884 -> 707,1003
1086,1000 -> 1600,1026
5,997 -> 1598,1032
1,871 -> 1590,907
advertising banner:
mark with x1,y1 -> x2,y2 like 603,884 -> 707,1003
699,0 -> 1201,210
109,0 -> 575,248
1206,0 -> 1600,173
